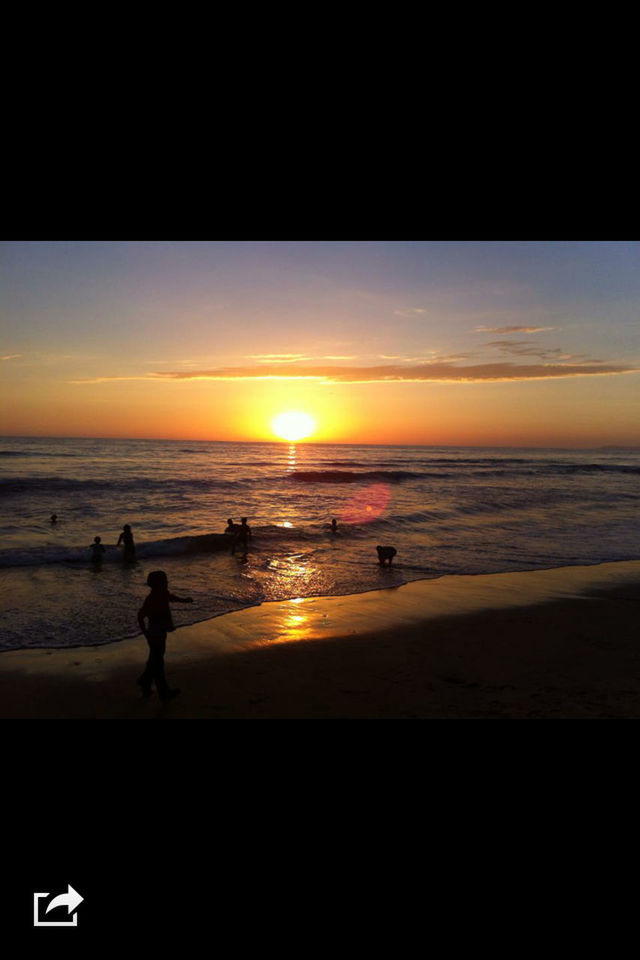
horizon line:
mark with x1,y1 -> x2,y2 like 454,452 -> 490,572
1,434 -> 639,451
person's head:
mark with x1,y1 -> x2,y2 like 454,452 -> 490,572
124,524 -> 131,532
331,518 -> 337,527
94,536 -> 101,543
147,570 -> 169,591
241,517 -> 247,524
51,514 -> 57,522
227,518 -> 233,526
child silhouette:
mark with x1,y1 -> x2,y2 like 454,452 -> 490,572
117,524 -> 136,562
136,570 -> 193,702
90,536 -> 106,563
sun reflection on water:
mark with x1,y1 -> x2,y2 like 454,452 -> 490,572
273,601 -> 313,644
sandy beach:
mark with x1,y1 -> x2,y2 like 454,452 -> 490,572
1,560 -> 639,719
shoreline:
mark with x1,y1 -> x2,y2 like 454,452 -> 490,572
3,557 -> 639,655
1,559 -> 639,718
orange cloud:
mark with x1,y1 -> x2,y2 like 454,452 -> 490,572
475,325 -> 555,334
250,354 -> 312,362
150,361 -> 637,383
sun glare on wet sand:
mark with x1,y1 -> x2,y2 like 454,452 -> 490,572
272,411 -> 316,442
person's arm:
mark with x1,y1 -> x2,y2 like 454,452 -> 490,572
137,607 -> 148,635
117,533 -> 123,545
168,593 -> 194,603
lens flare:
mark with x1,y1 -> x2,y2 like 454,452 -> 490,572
340,483 -> 391,524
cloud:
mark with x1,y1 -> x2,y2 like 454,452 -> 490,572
379,353 -> 470,364
71,376 -> 161,384
394,308 -> 427,317
486,339 -> 549,351
475,325 -> 555,334
415,354 -> 471,364
250,353 -> 360,362
150,361 -> 637,383
142,358 -> 203,365
485,340 -> 593,363
1,354 -> 21,360
250,354 -> 311,362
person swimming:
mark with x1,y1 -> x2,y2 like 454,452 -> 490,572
50,514 -> 57,524
330,518 -> 338,533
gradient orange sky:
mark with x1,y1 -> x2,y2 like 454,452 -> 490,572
2,241 -> 639,446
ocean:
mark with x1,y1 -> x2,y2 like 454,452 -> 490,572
1,437 -> 639,651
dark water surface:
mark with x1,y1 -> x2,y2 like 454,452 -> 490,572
1,437 -> 639,649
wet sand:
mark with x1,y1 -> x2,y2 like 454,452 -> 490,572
1,561 -> 639,719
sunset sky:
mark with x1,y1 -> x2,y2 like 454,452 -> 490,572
2,240 -> 639,446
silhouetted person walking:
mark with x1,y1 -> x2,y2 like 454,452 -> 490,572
137,570 -> 193,702
117,523 -> 136,562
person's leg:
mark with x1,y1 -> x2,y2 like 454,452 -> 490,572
137,643 -> 155,695
148,634 -> 170,699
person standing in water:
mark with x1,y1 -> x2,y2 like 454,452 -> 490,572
137,570 -> 193,702
117,523 -> 136,562
225,519 -> 238,553
90,536 -> 106,563
232,517 -> 252,556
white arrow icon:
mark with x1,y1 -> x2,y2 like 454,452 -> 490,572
45,884 -> 84,915
33,885 -> 84,927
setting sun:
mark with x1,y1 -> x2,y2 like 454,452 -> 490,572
272,411 -> 316,442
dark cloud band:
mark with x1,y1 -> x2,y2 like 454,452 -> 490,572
152,362 -> 636,383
